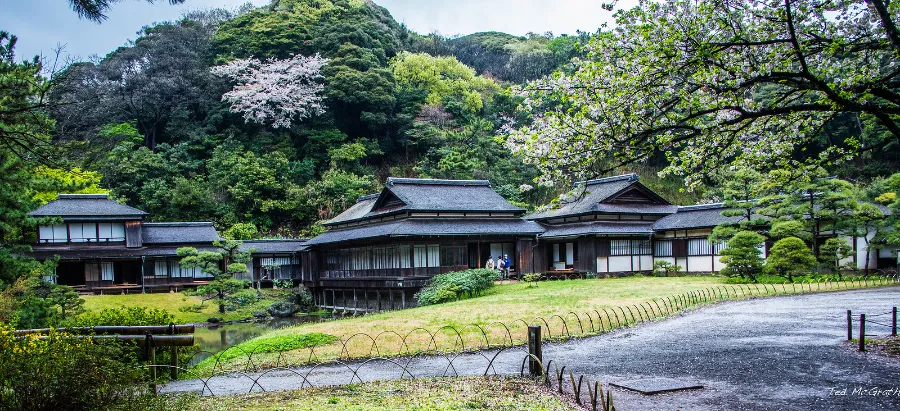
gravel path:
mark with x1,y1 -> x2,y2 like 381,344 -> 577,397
163,287 -> 900,410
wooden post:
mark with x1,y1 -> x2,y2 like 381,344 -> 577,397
145,332 -> 157,394
169,323 -> 178,379
859,314 -> 866,352
847,310 -> 853,341
893,307 -> 897,337
528,325 -> 542,377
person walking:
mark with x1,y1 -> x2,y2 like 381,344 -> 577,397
496,256 -> 506,280
485,256 -> 495,270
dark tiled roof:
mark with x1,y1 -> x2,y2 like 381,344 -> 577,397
239,239 -> 307,253
328,195 -> 379,224
526,174 -> 673,220
28,245 -> 221,260
308,218 -> 544,245
327,178 -> 524,225
652,204 -> 744,231
141,222 -> 220,244
539,221 -> 655,239
29,194 -> 147,219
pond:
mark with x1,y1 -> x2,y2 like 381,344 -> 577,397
190,314 -> 330,365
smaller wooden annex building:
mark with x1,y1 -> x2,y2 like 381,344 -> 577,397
301,178 -> 544,311
27,194 -> 307,293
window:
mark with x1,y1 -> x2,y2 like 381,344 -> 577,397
631,240 -> 652,255
38,225 -> 68,243
712,241 -> 727,255
98,223 -> 126,241
399,245 -> 411,268
413,245 -> 428,267
610,240 -> 632,256
154,261 -> 168,277
168,260 -> 184,278
85,263 -> 100,282
100,262 -> 114,281
261,256 -> 293,279
688,238 -> 713,256
654,240 -> 673,257
427,244 -> 440,267
69,223 -> 98,242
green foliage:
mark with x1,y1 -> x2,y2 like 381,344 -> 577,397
226,290 -> 260,308
769,220 -> 811,241
416,268 -> 498,306
391,52 -> 500,113
766,237 -> 817,281
652,261 -> 682,277
68,306 -> 175,327
520,273 -> 542,283
224,223 -> 258,240
818,238 -> 853,274
203,332 -> 338,364
719,231 -> 766,281
0,326 -> 162,411
179,239 -> 252,314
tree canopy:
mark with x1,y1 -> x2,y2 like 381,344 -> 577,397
508,0 -> 900,188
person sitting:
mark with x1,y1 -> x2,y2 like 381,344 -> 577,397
485,257 -> 495,270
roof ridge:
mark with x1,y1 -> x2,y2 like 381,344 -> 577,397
57,193 -> 110,199
357,193 -> 379,202
386,177 -> 491,187
574,173 -> 638,187
143,222 -> 214,226
242,238 -> 308,242
678,203 -> 725,211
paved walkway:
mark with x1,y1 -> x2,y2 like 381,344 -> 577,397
164,287 -> 900,410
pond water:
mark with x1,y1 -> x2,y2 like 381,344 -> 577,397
191,314 -> 330,365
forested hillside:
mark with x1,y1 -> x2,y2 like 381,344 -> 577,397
28,0 -> 900,237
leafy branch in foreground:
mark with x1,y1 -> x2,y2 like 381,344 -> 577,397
508,0 -> 900,189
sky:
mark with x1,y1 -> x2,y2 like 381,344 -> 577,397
1,0 -> 632,63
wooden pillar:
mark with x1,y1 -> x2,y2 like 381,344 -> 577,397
353,289 -> 358,311
377,290 -> 382,311
401,290 -> 406,309
390,291 -> 394,310
365,291 -> 370,311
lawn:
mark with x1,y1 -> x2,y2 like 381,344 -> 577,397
80,291 -> 282,324
170,377 -> 575,411
194,276 -> 726,373
194,275 -> 891,374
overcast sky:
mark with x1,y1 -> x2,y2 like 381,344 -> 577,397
1,0 -> 630,62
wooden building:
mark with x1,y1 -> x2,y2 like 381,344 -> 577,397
28,194 -> 308,293
302,178 -> 544,311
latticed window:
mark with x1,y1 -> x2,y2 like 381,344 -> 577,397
654,240 -> 673,257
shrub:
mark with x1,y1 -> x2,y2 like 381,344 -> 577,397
178,304 -> 204,313
68,306 -> 174,327
719,230 -> 766,281
652,261 -> 682,277
766,237 -> 816,282
273,279 -> 293,289
226,290 -> 260,307
416,269 -> 498,306
0,324 -> 161,411
520,273 -> 542,283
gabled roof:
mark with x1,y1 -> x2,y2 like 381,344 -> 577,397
526,174 -> 675,220
141,222 -> 220,244
308,218 -> 544,245
326,178 -> 524,226
29,194 -> 148,220
652,203 -> 744,231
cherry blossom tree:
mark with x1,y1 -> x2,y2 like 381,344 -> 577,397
212,54 -> 328,129
508,0 -> 900,189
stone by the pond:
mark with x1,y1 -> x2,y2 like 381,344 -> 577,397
267,301 -> 299,318
253,311 -> 267,318
207,317 -> 221,323
609,377 -> 703,395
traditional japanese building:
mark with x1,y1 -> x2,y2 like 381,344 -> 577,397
27,194 -> 307,293
302,177 -> 544,311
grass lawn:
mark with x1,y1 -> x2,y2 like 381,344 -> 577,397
194,276 -> 726,373
170,377 -> 575,411
80,291 -> 282,324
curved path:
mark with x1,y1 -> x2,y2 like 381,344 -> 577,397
164,287 -> 900,410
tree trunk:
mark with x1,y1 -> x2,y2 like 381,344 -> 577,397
218,289 -> 225,313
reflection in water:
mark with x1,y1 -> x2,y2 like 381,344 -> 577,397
191,315 -> 327,365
